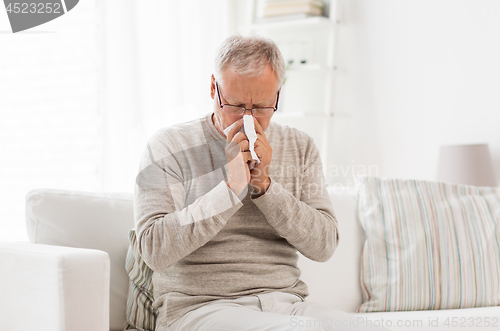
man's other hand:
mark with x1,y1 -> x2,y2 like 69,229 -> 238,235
249,117 -> 272,197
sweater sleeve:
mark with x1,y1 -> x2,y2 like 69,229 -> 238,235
134,130 -> 243,272
251,138 -> 339,262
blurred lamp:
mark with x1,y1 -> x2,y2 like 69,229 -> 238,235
437,143 -> 497,187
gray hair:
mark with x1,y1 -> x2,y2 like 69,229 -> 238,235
214,34 -> 285,91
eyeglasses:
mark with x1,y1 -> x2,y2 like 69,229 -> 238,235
215,81 -> 279,118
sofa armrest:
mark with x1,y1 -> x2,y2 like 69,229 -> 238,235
0,242 -> 110,331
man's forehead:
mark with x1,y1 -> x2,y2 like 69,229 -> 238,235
219,69 -> 279,95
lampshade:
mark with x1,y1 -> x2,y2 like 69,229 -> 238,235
437,143 -> 497,187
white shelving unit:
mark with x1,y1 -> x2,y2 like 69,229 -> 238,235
239,0 -> 340,169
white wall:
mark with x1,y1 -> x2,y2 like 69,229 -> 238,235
330,0 -> 500,185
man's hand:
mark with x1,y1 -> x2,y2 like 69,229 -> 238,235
225,117 -> 273,197
249,117 -> 272,197
225,118 -> 251,196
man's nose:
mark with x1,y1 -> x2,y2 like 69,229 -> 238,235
243,108 -> 253,116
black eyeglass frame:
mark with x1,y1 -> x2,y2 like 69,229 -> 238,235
215,81 -> 280,117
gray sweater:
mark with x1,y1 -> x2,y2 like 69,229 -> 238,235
134,113 -> 339,327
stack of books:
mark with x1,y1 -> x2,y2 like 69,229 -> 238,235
262,0 -> 325,19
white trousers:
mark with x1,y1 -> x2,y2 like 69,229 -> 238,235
160,292 -> 389,331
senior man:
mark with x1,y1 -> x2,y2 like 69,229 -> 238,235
135,34 -> 343,331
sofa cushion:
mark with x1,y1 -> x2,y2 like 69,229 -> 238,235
125,229 -> 157,331
26,189 -> 134,331
298,185 -> 364,312
356,176 -> 500,313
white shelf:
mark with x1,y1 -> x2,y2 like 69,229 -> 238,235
250,15 -> 333,30
286,64 -> 335,72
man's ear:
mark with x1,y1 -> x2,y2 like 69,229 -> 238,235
210,75 -> 216,99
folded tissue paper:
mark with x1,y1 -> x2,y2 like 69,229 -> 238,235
223,115 -> 260,169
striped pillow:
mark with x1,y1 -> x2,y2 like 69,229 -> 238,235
356,176 -> 500,313
124,229 -> 157,331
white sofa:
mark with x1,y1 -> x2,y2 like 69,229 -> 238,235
1,186 -> 499,331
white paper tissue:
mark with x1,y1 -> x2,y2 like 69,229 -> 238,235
222,115 -> 260,169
